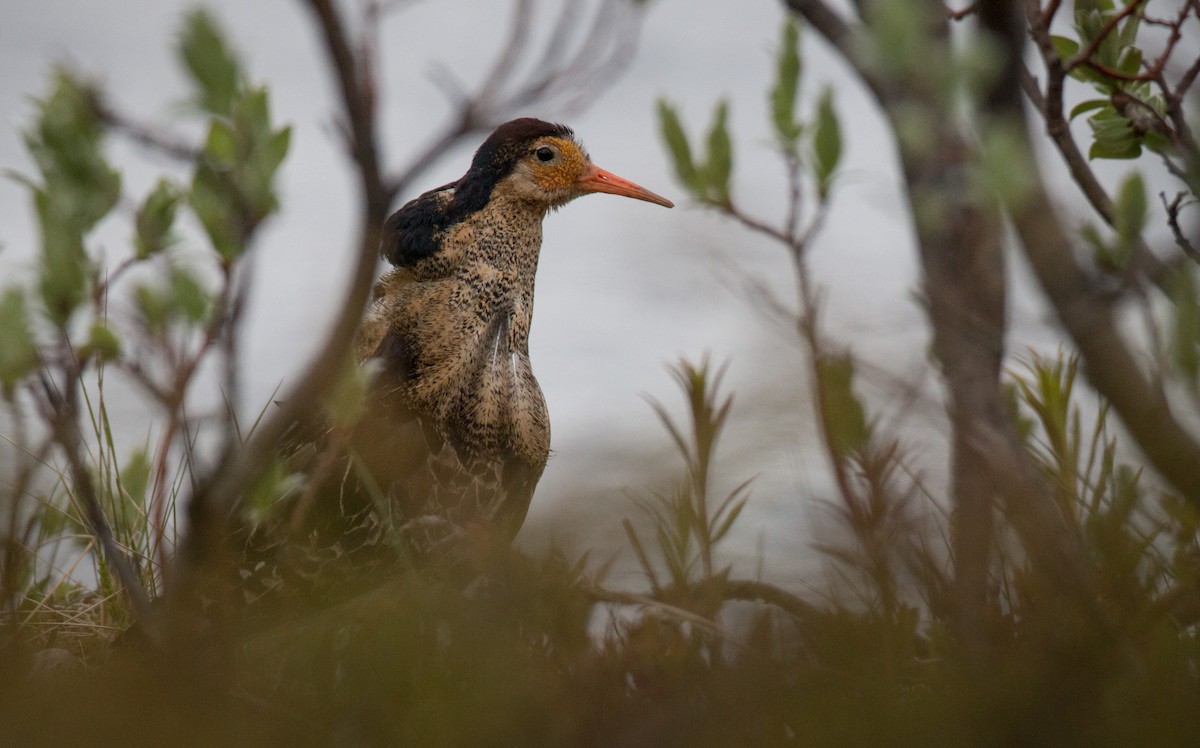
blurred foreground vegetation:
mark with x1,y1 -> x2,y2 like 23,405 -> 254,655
4,2 -> 1200,746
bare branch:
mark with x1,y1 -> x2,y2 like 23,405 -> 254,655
94,102 -> 201,162
1163,191 -> 1200,264
723,578 -> 820,622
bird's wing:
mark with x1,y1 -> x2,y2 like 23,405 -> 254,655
352,329 -> 542,544
380,182 -> 457,266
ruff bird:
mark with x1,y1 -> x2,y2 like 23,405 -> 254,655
350,118 -> 672,552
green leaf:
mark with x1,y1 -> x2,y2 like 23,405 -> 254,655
263,125 -> 292,179
1051,35 -> 1080,61
657,99 -> 700,193
134,284 -> 170,333
0,289 -> 39,396
204,119 -> 238,164
1118,6 -> 1142,47
704,99 -> 733,206
1112,171 -> 1146,260
135,179 -> 180,258
169,267 -> 211,324
1069,99 -> 1109,121
35,188 -> 89,325
769,19 -> 803,147
84,320 -> 122,362
1116,45 -> 1142,76
178,9 -> 242,116
812,86 -> 842,199
20,72 -> 121,325
23,72 -> 121,231
1088,108 -> 1141,159
190,158 -> 242,260
816,353 -> 869,458
1054,32 -> 1112,88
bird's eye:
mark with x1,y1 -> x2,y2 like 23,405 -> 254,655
535,146 -> 555,162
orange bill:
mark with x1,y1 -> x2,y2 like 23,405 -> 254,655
577,163 -> 674,208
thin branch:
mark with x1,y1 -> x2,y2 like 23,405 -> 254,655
1163,191 -> 1200,264
184,0 -> 394,561
723,578 -> 820,622
94,102 -> 201,162
1063,0 -> 1144,73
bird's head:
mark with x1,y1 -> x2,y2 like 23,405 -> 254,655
462,118 -> 674,211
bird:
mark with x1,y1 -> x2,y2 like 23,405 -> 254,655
344,117 -> 673,555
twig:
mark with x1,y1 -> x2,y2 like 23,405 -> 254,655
183,0 -> 395,565
95,102 -> 201,162
1163,191 -> 1200,264
1063,0 -> 1144,73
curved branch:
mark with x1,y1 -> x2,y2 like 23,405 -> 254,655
181,0 -> 393,571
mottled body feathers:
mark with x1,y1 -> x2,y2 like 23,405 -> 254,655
349,118 -> 670,550
357,183 -> 553,541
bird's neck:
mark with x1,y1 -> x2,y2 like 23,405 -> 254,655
364,194 -> 552,464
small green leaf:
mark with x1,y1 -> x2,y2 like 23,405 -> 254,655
204,119 -> 238,164
135,179 -> 180,258
35,189 -> 89,325
1051,35 -> 1080,61
1069,99 -> 1109,121
1113,171 -> 1146,259
812,87 -> 842,199
85,320 -> 122,362
263,125 -> 292,179
704,99 -> 733,206
178,9 -> 242,116
816,352 -> 869,458
1088,108 -> 1141,159
170,267 -> 211,324
1118,7 -> 1142,48
20,72 -> 121,325
0,289 -> 39,396
769,19 -> 803,147
657,99 -> 700,192
1116,45 -> 1142,76
190,159 -> 242,259
134,284 -> 171,333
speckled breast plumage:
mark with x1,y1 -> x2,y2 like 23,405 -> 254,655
352,186 -> 552,548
